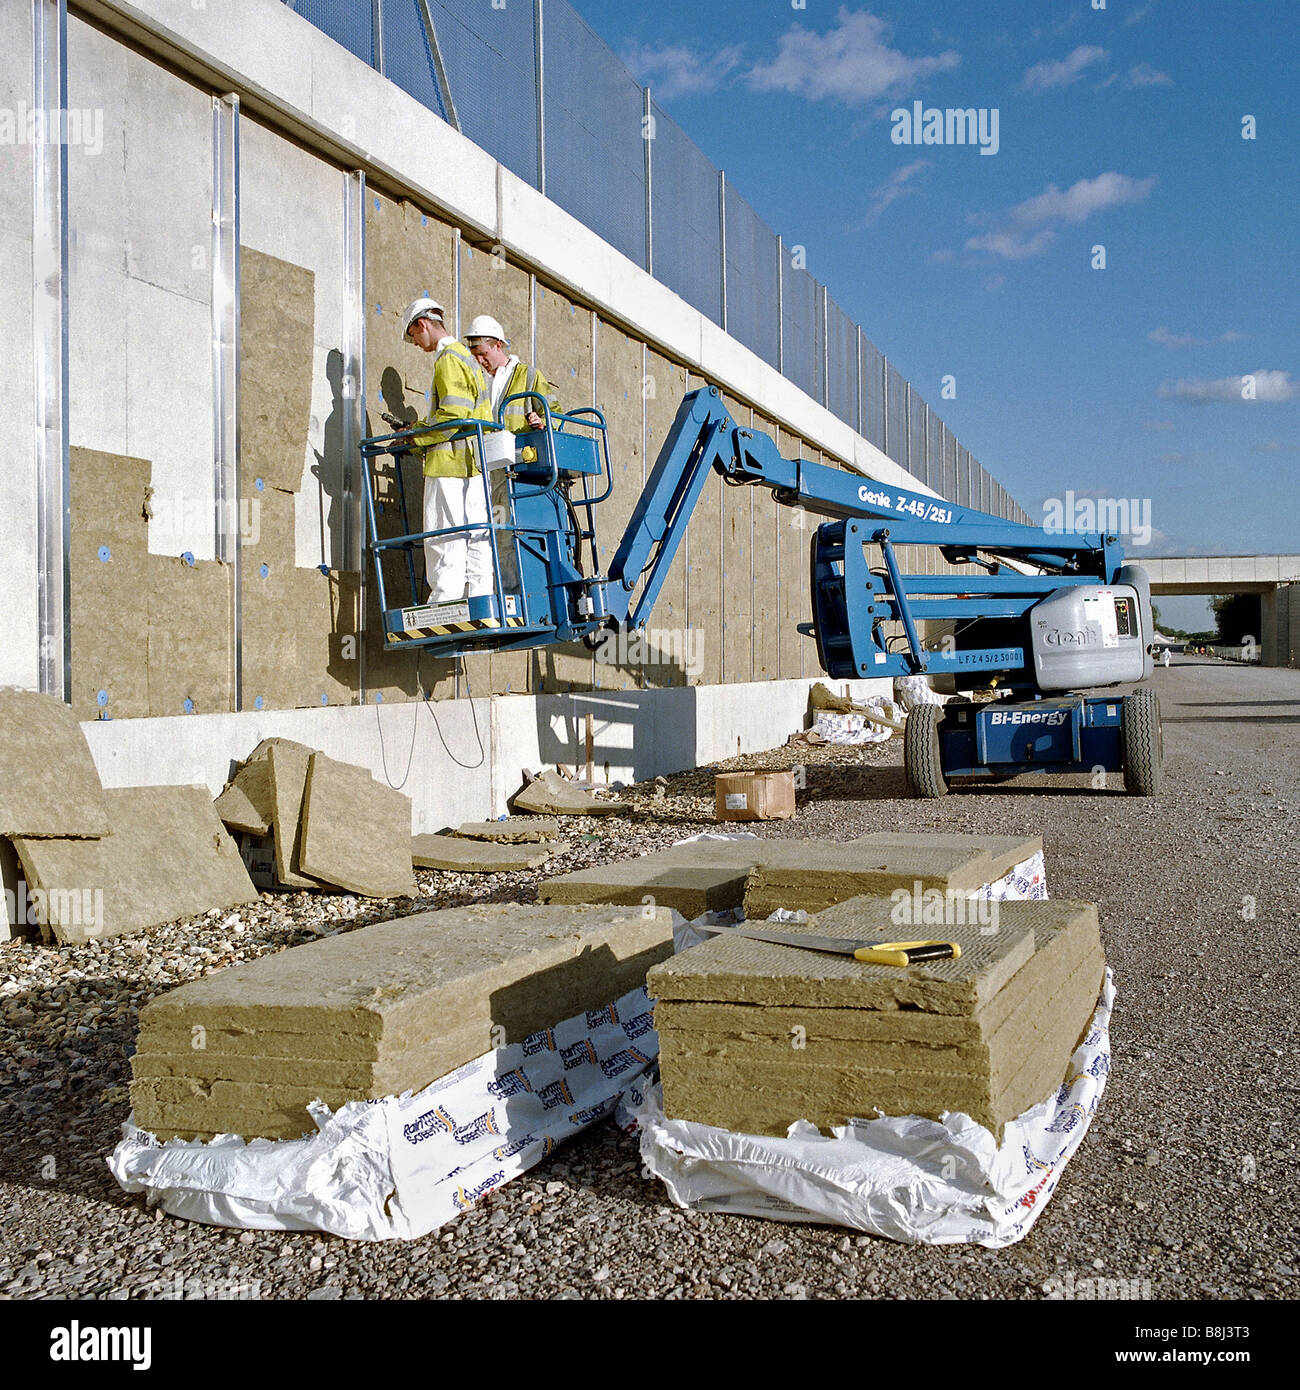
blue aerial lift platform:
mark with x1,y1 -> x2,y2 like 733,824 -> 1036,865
361,387 -> 1161,796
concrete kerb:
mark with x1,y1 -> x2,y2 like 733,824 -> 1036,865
80,677 -> 897,836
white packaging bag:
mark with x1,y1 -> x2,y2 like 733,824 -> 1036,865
636,971 -> 1114,1248
108,985 -> 659,1240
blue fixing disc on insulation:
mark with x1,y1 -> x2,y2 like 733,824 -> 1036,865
375,692 -> 383,704
183,698 -> 194,713
376,304 -> 382,315
374,197 -> 380,210
256,478 -> 265,492
259,564 -> 269,578
320,694 -> 328,705
318,564 -> 330,576
421,215 -> 427,226
254,696 -> 264,711
98,546 -> 111,562
96,690 -> 108,707
181,552 -> 195,567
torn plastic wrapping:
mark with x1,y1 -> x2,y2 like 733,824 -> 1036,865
636,971 -> 1114,1248
107,985 -> 659,1240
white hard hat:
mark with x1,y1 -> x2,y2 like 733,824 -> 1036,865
402,296 -> 445,335
465,314 -> 508,344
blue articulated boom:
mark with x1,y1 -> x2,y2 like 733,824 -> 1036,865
361,385 -> 1162,795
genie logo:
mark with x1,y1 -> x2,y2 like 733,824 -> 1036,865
989,710 -> 1069,726
1042,627 -> 1099,647
856,485 -> 892,508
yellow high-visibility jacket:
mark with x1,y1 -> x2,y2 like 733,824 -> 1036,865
412,339 -> 492,478
498,361 -> 560,433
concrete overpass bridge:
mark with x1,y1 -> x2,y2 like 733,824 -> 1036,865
1143,556 -> 1300,667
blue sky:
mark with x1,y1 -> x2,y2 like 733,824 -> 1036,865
569,0 -> 1298,629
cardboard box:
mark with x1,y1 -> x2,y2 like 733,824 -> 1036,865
715,771 -> 796,823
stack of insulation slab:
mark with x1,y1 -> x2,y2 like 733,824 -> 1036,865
648,896 -> 1104,1141
130,902 -> 674,1141
538,833 -> 1042,920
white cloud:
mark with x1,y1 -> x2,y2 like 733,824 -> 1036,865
1125,2 -> 1157,27
863,159 -> 930,225
621,41 -> 743,100
965,228 -> 1056,260
965,172 -> 1156,259
1220,329 -> 1248,342
1021,45 -> 1108,92
1010,172 -> 1157,226
1150,326 -> 1205,349
747,8 -> 959,106
1127,62 -> 1172,88
1158,370 -> 1300,403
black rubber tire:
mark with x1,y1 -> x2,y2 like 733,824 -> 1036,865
905,702 -> 949,798
1122,688 -> 1163,796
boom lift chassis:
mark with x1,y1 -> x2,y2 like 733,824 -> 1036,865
362,388 -> 1162,796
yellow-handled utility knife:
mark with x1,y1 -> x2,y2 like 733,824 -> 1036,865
708,926 -> 961,967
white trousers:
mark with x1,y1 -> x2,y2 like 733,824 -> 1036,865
423,474 -> 493,602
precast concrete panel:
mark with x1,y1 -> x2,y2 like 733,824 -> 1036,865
751,410 -> 782,682
530,285 -> 594,692
642,351 -> 690,689
459,239 -> 533,695
592,317 -> 645,691
363,191 -> 457,703
720,393 -> 753,685
686,372 -> 722,686
67,21 -> 215,562
0,1 -> 38,688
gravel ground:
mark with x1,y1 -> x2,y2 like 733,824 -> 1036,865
1,655 -> 1297,1304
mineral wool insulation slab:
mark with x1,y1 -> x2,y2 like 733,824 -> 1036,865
743,841 -> 996,918
851,832 -> 1042,881
456,818 -> 564,843
266,741 -> 324,890
130,902 -> 675,1140
300,753 -> 417,899
538,840 -> 773,915
213,759 -> 275,836
411,836 -> 565,872
651,900 -> 1105,1141
12,786 -> 258,944
0,690 -> 110,838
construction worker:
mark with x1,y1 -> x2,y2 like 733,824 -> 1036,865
402,297 -> 494,604
463,315 -> 560,432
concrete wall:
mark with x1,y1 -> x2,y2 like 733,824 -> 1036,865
0,0 -> 39,690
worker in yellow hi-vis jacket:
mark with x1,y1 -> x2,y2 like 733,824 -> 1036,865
464,314 -> 562,593
402,296 -> 494,604
464,314 -> 561,432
